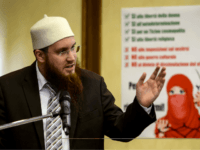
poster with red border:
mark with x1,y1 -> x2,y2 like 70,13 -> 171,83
121,5 -> 200,138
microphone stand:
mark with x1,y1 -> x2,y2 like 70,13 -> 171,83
0,91 -> 71,136
0,112 -> 60,131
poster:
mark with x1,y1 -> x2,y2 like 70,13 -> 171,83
121,5 -> 200,138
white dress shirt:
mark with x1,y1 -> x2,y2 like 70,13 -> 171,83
140,103 -> 152,114
36,62 -> 70,150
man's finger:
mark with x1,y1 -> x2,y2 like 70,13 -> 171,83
157,78 -> 165,91
149,66 -> 161,80
155,68 -> 166,86
137,72 -> 146,86
156,67 -> 166,80
158,70 -> 166,79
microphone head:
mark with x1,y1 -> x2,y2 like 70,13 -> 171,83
59,91 -> 71,103
59,90 -> 71,135
59,90 -> 71,115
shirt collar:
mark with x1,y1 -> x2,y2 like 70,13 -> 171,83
36,61 -> 47,91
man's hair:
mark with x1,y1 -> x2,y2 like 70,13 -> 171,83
33,46 -> 49,60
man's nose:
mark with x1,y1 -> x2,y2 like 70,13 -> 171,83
67,51 -> 76,61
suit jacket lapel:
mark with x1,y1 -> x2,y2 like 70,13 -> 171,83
22,62 -> 45,149
69,95 -> 80,147
69,68 -> 84,146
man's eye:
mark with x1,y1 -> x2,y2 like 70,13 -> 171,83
61,50 -> 67,53
71,47 -> 75,51
59,50 -> 66,55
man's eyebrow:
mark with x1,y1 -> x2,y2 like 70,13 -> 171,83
71,42 -> 76,47
58,42 -> 76,51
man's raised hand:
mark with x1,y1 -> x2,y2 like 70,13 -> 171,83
136,66 -> 166,107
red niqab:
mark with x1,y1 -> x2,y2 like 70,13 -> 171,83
155,74 -> 200,138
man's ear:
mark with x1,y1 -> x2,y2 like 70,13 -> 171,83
34,49 -> 46,63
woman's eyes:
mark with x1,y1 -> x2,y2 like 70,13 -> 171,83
169,90 -> 185,94
169,90 -> 174,94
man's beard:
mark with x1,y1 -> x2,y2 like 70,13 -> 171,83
44,58 -> 83,104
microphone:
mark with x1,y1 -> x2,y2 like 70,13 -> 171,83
59,91 -> 71,135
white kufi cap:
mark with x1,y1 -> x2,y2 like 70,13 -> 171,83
30,14 -> 74,50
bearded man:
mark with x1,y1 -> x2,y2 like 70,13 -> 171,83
0,15 -> 166,149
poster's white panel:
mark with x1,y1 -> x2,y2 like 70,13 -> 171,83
121,5 -> 200,138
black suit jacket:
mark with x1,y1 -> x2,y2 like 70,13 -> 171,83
0,62 -> 156,149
